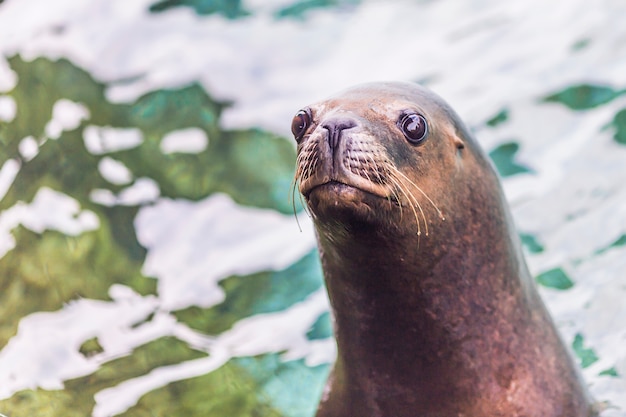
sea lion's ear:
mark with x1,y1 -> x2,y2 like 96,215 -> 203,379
453,135 -> 465,151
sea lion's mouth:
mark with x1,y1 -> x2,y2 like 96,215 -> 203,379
305,180 -> 354,195
302,179 -> 400,222
302,180 -> 379,223
304,180 -> 389,201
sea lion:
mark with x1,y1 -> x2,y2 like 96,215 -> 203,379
291,82 -> 595,417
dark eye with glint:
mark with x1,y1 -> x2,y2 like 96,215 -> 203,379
291,109 -> 311,141
399,113 -> 428,145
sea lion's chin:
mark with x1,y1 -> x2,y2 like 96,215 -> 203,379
305,181 -> 388,224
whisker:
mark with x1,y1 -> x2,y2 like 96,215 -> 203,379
381,164 -> 403,220
389,169 -> 426,239
387,169 -> 423,238
391,168 -> 445,221
291,167 -> 305,232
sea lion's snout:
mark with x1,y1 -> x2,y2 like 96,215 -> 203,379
294,110 -> 393,201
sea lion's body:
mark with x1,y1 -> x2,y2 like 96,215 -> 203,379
291,82 -> 594,417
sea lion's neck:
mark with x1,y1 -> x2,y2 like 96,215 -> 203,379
314,213 -> 539,412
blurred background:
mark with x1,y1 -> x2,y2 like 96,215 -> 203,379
1,0 -> 625,416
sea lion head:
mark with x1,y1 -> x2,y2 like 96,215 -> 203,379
292,82 -> 498,242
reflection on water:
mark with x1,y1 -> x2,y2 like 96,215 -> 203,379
1,0 -> 626,416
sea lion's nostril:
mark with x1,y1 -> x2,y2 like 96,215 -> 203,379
322,118 -> 357,150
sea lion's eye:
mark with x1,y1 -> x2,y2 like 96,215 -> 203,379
399,113 -> 428,145
291,109 -> 311,141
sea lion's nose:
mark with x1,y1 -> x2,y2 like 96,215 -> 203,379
322,117 -> 357,151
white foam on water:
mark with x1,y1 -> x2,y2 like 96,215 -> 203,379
98,156 -> 134,185
18,136 -> 39,161
0,94 -> 16,122
116,178 -> 160,205
134,192 -> 316,311
160,127 -> 208,154
92,350 -> 230,417
0,158 -> 20,203
0,56 -> 17,92
489,92 -> 626,412
0,159 -> 21,257
0,186 -> 100,235
0,285 -> 160,399
217,289 -> 330,362
0,0 -> 624,133
89,188 -> 117,207
83,125 -> 144,155
84,194 -> 320,415
92,289 -> 331,417
44,99 -> 90,139
0,186 -> 100,259
90,177 -> 161,207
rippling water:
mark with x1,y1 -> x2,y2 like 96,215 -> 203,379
1,0 -> 625,416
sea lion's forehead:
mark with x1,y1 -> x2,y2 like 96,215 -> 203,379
309,83 -> 440,120
312,97 -> 423,118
